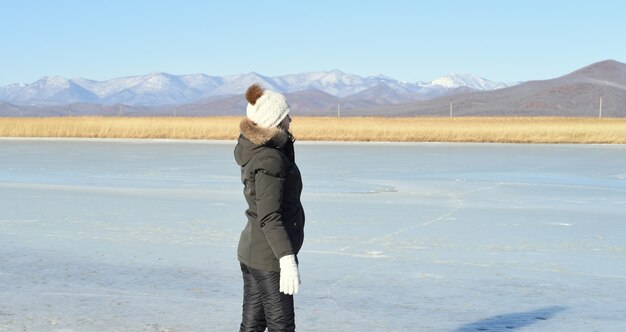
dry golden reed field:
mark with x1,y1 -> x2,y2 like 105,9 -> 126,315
1,116 -> 625,144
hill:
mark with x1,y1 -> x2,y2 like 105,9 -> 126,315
349,60 -> 626,117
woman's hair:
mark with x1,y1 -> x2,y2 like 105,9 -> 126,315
277,122 -> 296,142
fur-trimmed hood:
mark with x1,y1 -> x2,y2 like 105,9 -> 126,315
234,118 -> 292,167
239,118 -> 290,147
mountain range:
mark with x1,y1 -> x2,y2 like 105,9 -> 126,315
0,70 -> 513,107
1,59 -> 624,117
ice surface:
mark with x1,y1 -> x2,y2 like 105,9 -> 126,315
1,138 -> 625,331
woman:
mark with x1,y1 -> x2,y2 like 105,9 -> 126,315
234,83 -> 305,332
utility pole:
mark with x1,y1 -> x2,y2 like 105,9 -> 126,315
450,101 -> 453,117
173,105 -> 177,117
598,96 -> 603,118
68,104 -> 72,117
337,99 -> 341,118
117,105 -> 125,117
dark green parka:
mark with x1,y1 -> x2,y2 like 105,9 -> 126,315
234,118 -> 305,272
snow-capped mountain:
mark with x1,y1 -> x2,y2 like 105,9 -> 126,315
426,73 -> 515,90
7,76 -> 99,104
0,83 -> 27,100
0,71 -> 516,106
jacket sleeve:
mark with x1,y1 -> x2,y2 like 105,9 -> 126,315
254,151 -> 294,259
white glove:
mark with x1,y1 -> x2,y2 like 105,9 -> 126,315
279,254 -> 300,295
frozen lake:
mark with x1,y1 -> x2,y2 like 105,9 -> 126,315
1,138 -> 625,332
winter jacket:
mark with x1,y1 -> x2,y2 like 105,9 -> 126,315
234,118 -> 305,272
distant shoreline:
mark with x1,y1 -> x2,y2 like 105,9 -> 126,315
1,116 -> 625,144
1,137 -> 623,147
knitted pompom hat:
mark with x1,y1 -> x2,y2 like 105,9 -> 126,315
245,84 -> 291,128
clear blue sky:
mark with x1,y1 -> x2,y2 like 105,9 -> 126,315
2,0 -> 625,86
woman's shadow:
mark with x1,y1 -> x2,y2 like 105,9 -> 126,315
454,306 -> 567,332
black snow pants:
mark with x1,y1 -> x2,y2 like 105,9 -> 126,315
239,263 -> 295,332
